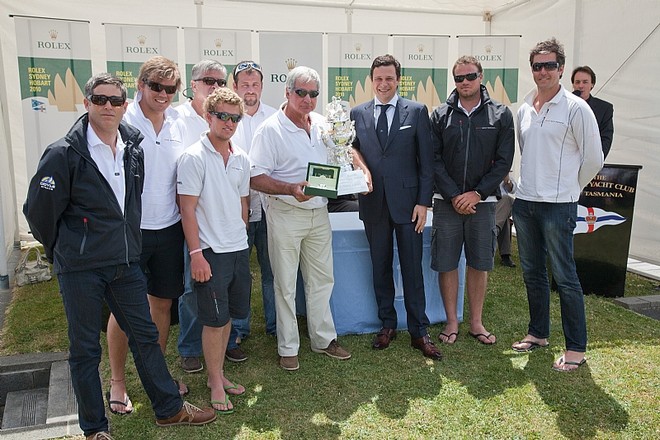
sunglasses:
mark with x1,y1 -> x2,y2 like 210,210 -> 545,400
234,61 -> 262,75
454,72 -> 480,83
88,94 -> 125,107
293,89 -> 320,98
209,111 -> 242,123
195,77 -> 227,87
532,61 -> 560,72
145,80 -> 178,94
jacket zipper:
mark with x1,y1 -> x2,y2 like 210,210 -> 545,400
461,117 -> 471,193
79,217 -> 88,255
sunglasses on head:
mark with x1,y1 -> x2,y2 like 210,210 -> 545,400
293,89 -> 320,98
234,61 -> 262,75
209,110 -> 242,123
88,94 -> 125,107
145,80 -> 178,94
195,77 -> 227,87
532,61 -> 560,72
454,72 -> 480,83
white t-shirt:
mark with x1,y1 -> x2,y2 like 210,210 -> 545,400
87,126 -> 126,214
249,107 -> 328,209
177,135 -> 250,253
517,85 -> 603,203
124,91 -> 185,229
232,101 -> 277,222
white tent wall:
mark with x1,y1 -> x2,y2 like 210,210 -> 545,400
0,0 -> 658,275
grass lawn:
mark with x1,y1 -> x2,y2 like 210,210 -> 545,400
1,241 -> 659,439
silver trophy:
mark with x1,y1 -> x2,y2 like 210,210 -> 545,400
321,97 -> 367,195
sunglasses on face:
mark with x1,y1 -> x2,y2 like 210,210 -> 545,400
209,110 -> 242,123
234,61 -> 262,75
145,80 -> 178,94
454,72 -> 480,83
532,61 -> 560,72
88,94 -> 125,107
195,77 -> 227,87
293,89 -> 320,98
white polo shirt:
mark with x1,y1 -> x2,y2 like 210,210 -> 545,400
87,126 -> 125,214
177,135 -> 250,253
175,100 -> 209,148
124,91 -> 185,230
232,101 -> 277,222
249,107 -> 328,209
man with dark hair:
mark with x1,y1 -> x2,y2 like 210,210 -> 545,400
572,65 -> 614,158
350,54 -> 441,360
178,87 -> 251,414
176,59 -> 227,374
430,55 -> 514,346
250,66 -> 351,371
512,38 -> 603,372
23,73 -> 215,440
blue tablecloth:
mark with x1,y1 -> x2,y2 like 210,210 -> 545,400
296,211 -> 465,335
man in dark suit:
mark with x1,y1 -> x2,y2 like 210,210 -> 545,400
572,65 -> 614,158
350,54 -> 441,360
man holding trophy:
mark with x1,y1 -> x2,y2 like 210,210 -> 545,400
350,54 -> 441,360
249,66 -> 351,371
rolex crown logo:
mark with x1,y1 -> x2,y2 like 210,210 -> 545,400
49,29 -> 58,40
215,38 -> 222,48
485,45 -> 493,54
285,58 -> 297,71
138,35 -> 147,46
417,44 -> 424,53
355,42 -> 362,52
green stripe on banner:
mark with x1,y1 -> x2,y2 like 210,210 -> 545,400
482,68 -> 518,104
18,57 -> 91,106
400,68 -> 448,109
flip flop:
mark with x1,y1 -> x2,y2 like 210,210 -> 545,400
512,339 -> 549,353
552,356 -> 587,372
105,390 -> 133,415
211,395 -> 234,414
224,381 -> 245,396
468,331 -> 496,345
438,332 -> 458,344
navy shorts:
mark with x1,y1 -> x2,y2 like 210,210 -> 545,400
194,248 -> 251,328
431,200 -> 496,272
140,221 -> 185,299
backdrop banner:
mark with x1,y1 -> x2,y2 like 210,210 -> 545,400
14,16 -> 91,176
104,24 -> 178,101
392,35 -> 449,110
258,31 -> 323,112
327,33 -> 388,108
457,35 -> 520,104
182,27 -> 252,92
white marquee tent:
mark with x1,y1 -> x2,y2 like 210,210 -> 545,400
1,0 -> 659,288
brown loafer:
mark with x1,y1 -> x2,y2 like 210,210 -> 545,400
411,334 -> 443,360
156,401 -> 216,427
372,327 -> 396,349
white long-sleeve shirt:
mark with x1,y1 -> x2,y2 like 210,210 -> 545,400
516,85 -> 603,203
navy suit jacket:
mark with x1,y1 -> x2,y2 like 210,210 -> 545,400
351,98 -> 434,224
587,95 -> 614,158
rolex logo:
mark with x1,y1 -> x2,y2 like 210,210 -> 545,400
49,29 -> 58,40
215,38 -> 222,48
285,58 -> 297,71
355,43 -> 362,52
138,35 -> 147,46
417,44 -> 424,53
485,45 -> 493,54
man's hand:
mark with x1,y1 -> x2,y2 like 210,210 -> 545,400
411,204 -> 428,233
190,253 -> 212,282
290,181 -> 314,203
451,191 -> 481,215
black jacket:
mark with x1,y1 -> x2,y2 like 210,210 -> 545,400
23,114 -> 144,273
430,85 -> 514,201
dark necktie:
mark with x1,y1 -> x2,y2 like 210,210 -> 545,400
377,104 -> 391,148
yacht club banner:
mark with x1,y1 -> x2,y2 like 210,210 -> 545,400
183,28 -> 252,92
14,16 -> 92,175
258,32 -> 323,112
104,24 -> 178,101
457,35 -> 520,104
327,34 -> 388,108
392,35 -> 449,110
